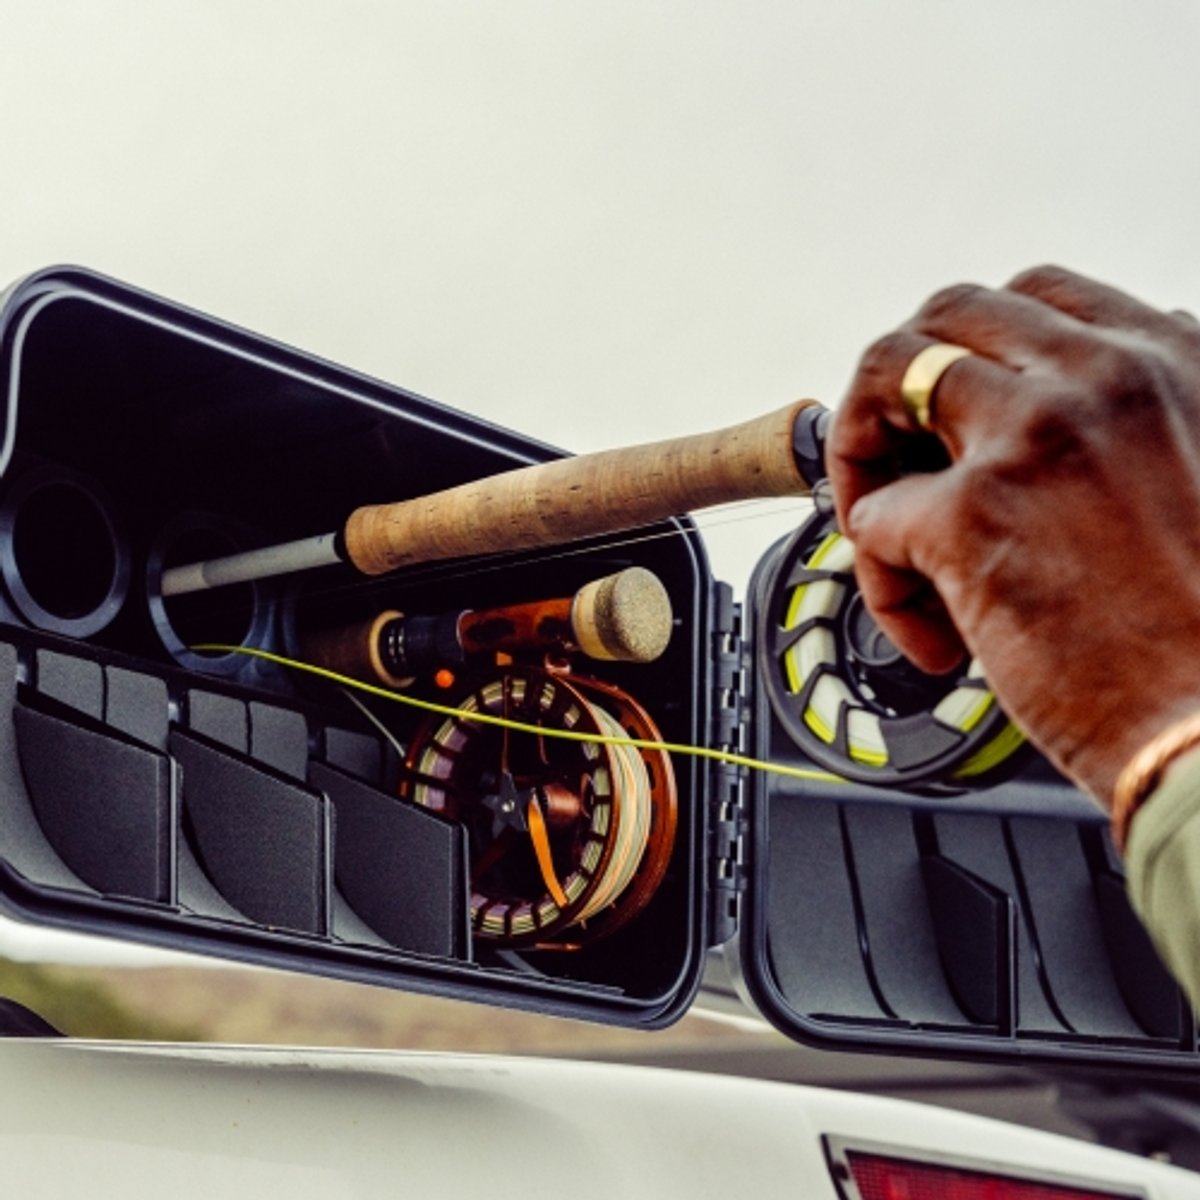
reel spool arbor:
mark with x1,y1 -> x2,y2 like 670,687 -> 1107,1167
758,510 -> 1026,791
401,667 -> 677,949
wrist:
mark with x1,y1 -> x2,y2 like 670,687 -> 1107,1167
1112,710 -> 1200,852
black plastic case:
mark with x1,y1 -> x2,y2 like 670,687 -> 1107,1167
0,266 -> 1193,1074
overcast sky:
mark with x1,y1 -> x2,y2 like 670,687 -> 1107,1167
0,1 -> 1197,961
3,0 -> 1200,590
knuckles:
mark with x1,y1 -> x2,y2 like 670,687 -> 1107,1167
1002,353 -> 1160,473
1019,339 -> 1185,448
1170,308 -> 1200,351
914,282 -> 991,330
1005,263 -> 1076,298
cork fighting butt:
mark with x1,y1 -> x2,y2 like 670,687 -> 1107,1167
343,401 -> 820,576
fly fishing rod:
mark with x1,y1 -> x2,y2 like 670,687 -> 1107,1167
159,392 -> 1027,794
161,401 -> 831,597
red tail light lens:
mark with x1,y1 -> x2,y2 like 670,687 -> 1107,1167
844,1151 -> 1139,1200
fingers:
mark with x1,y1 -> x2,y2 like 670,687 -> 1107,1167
830,268 -> 1180,530
845,472 -> 968,674
829,263 -> 1193,682
827,330 -> 1018,531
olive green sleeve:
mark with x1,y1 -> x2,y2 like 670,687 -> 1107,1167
1124,744 -> 1200,1010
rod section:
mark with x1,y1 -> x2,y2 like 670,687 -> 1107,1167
160,532 -> 342,597
159,399 -> 825,597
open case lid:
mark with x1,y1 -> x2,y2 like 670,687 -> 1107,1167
733,509 -> 1196,1074
0,265 -> 1192,1079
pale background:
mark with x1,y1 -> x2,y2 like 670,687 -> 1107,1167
0,1 -> 1196,968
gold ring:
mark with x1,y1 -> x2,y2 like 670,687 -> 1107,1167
900,343 -> 972,431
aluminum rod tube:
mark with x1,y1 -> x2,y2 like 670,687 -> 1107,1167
160,531 -> 342,597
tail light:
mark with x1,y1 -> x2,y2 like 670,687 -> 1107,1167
830,1145 -> 1142,1200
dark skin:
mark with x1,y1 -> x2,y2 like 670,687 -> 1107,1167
827,266 -> 1200,806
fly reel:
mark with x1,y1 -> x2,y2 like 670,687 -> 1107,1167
401,667 -> 677,948
758,510 -> 1026,791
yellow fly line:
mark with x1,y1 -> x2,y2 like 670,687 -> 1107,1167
193,643 -> 846,787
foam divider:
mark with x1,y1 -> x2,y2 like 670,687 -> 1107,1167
310,761 -> 470,959
749,789 -> 1194,1062
171,730 -> 332,935
0,631 -> 474,967
16,697 -> 175,904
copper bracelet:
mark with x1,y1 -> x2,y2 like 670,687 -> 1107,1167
1112,711 -> 1200,853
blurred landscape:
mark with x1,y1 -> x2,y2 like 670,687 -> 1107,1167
0,957 -> 784,1058
0,954 -> 1107,1149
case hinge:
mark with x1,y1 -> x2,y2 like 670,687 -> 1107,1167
708,582 -> 748,948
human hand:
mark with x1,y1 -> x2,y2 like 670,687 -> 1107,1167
827,266 -> 1200,805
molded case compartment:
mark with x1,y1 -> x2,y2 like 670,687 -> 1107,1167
0,268 -> 712,1027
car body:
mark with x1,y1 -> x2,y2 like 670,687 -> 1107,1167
4,1037 -> 1199,1198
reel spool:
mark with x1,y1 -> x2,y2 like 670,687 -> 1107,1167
401,667 -> 676,949
758,510 -> 1026,791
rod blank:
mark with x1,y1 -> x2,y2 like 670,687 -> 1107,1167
159,400 -> 823,598
161,532 -> 342,597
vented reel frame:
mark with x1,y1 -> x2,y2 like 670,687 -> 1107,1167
757,509 -> 1026,791
401,667 -> 677,949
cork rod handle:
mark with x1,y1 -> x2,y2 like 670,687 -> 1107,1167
344,399 -> 819,575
